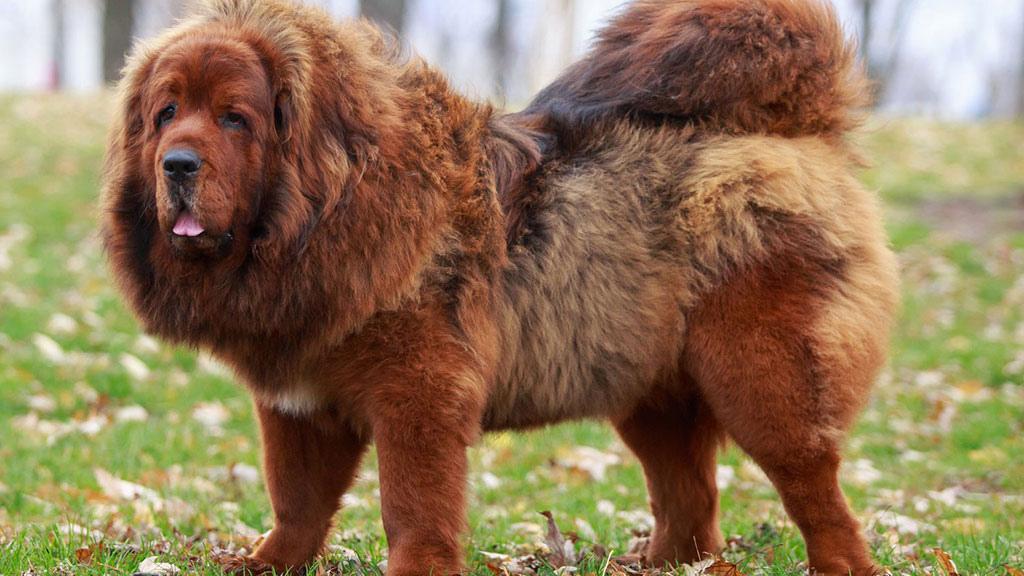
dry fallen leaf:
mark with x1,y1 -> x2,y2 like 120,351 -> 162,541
508,521 -> 544,540
556,446 -> 620,482
192,401 -> 230,435
680,558 -> 715,576
229,462 -> 261,484
932,548 -> 961,576
74,544 -> 93,565
610,554 -> 646,576
715,465 -> 735,490
480,551 -> 511,576
574,518 -> 597,542
26,393 -> 57,413
541,511 -> 577,568
114,404 -> 150,423
596,500 -> 616,516
120,353 -> 151,381
1003,565 -> 1024,576
614,510 -> 655,534
499,555 -> 544,575
32,333 -> 66,364
875,511 -> 934,536
94,468 -> 159,503
134,334 -> 161,355
136,556 -> 181,575
480,471 -> 502,489
704,560 -> 747,576
843,458 -> 883,486
46,313 -> 78,336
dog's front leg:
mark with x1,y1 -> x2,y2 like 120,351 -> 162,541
369,365 -> 486,576
217,403 -> 368,574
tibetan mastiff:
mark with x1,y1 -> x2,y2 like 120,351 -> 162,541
102,0 -> 899,574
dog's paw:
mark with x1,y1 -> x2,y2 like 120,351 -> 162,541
213,552 -> 277,575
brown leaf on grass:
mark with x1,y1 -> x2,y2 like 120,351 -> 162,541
932,548 -> 961,576
500,555 -> 544,575
704,560 -> 747,576
478,550 -> 543,576
610,557 -> 650,576
74,544 -> 93,565
609,555 -> 644,575
611,533 -> 648,567
485,560 -> 505,576
1003,565 -> 1024,576
540,510 -> 577,567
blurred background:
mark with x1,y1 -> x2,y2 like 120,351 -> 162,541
1,0 -> 1024,117
1,1 -> 1023,574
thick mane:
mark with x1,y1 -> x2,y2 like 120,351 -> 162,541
101,0 -> 496,378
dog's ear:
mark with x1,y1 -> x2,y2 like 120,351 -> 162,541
274,90 -> 293,145
102,46 -> 156,207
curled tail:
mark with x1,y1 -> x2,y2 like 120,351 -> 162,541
524,0 -> 869,140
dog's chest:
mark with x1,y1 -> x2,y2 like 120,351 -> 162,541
258,380 -> 324,416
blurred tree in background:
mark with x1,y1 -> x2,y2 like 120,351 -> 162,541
15,0 -> 1024,118
1019,5 -> 1024,117
854,0 -> 914,103
492,0 -> 512,93
103,0 -> 134,83
361,0 -> 406,32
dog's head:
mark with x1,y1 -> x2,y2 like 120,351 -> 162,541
101,1 -> 445,342
102,0 -> 392,274
138,33 -> 286,258
103,0 -> 455,275
102,10 -> 320,271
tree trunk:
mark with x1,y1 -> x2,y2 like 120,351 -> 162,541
858,0 -> 874,78
360,0 -> 406,33
51,0 -> 65,89
1018,1 -> 1024,117
103,0 -> 135,83
492,0 -> 511,94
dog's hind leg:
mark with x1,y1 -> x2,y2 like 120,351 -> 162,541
614,390 -> 726,567
683,254 -> 891,576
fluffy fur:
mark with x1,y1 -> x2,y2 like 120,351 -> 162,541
101,1 -> 899,575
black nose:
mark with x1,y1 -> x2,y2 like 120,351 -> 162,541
163,148 -> 201,182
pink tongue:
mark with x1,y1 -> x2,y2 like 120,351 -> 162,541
172,210 -> 205,237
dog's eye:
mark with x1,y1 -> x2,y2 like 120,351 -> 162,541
157,104 -> 177,127
221,112 -> 247,130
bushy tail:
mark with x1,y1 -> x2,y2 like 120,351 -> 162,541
524,0 -> 869,140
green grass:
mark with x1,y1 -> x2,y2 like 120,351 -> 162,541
1,93 -> 1023,575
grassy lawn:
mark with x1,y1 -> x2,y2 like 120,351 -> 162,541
1,93 -> 1022,575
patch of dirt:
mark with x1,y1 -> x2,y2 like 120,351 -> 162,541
913,190 -> 1024,244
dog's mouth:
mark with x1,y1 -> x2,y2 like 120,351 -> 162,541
168,208 -> 234,258
172,209 -> 206,237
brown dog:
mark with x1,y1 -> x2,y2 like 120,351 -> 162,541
101,1 -> 899,575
